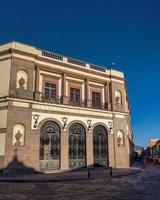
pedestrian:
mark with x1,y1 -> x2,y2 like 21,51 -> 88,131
143,158 -> 147,168
153,158 -> 157,166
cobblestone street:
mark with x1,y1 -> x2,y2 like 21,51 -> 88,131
0,164 -> 159,200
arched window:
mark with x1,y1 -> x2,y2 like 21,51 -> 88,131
40,121 -> 60,170
12,124 -> 25,146
69,123 -> 86,169
93,125 -> 108,167
117,130 -> 125,147
16,70 -> 28,90
115,90 -> 122,105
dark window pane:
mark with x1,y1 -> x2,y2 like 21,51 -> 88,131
70,88 -> 80,105
45,83 -> 56,99
92,92 -> 101,108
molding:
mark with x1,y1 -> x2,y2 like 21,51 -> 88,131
32,108 -> 113,119
0,106 -> 8,110
10,55 -> 125,82
0,128 -> 7,133
6,97 -> 130,116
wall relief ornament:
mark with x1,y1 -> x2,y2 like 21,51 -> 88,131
12,124 -> 25,147
14,130 -> 22,146
16,70 -> 28,90
18,76 -> 25,89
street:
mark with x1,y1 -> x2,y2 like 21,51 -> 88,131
0,164 -> 159,200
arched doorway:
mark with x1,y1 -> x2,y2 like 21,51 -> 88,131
93,125 -> 108,167
69,123 -> 86,169
40,121 -> 60,171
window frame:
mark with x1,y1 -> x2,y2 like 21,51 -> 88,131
92,91 -> 101,108
70,87 -> 80,105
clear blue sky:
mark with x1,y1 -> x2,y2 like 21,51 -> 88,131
1,0 -> 160,147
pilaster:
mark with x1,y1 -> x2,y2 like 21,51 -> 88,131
62,73 -> 68,104
34,65 -> 41,101
86,132 -> 94,167
60,130 -> 69,170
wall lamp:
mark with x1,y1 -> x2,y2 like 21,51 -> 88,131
33,114 -> 40,128
87,119 -> 92,132
62,117 -> 68,130
108,121 -> 114,134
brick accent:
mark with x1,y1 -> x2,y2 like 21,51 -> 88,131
86,133 -> 94,167
113,116 -> 130,168
60,131 -> 69,170
111,81 -> 126,113
9,57 -> 35,100
4,106 -> 40,172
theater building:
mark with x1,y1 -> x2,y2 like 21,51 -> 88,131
0,41 -> 133,174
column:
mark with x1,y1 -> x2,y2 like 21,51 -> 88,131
34,65 -> 41,101
60,131 -> 69,170
85,78 -> 91,107
105,82 -> 112,110
86,132 -> 94,167
62,73 -> 68,104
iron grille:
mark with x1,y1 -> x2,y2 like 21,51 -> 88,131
69,123 -> 86,169
40,121 -> 60,171
93,125 -> 108,167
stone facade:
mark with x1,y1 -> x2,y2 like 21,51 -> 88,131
0,41 -> 133,174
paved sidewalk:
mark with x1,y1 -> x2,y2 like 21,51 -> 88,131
0,164 -> 159,200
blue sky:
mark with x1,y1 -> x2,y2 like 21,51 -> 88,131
1,0 -> 160,146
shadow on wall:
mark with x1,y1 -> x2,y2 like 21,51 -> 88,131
0,154 -> 40,176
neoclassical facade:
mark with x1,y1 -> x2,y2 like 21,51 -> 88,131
0,41 -> 133,174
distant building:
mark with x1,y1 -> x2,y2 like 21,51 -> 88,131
0,41 -> 133,174
149,138 -> 159,157
134,145 -> 143,156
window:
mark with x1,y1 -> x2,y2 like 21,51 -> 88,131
70,88 -> 80,105
45,83 -> 56,99
92,92 -> 101,108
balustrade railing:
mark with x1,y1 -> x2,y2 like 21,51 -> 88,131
41,95 -> 109,110
41,95 -> 62,104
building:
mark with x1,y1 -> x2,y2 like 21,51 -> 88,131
133,145 -> 143,160
149,139 -> 160,158
156,140 -> 160,156
149,138 -> 159,158
0,41 -> 133,174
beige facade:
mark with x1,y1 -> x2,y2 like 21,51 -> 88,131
0,41 -> 133,174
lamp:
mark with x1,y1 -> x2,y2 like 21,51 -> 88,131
87,119 -> 92,132
108,121 -> 114,134
33,114 -> 40,128
62,117 -> 68,129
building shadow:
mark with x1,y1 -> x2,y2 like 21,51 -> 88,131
0,154 -> 40,176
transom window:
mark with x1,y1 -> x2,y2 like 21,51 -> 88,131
92,92 -> 101,108
70,88 -> 80,105
45,83 -> 56,99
